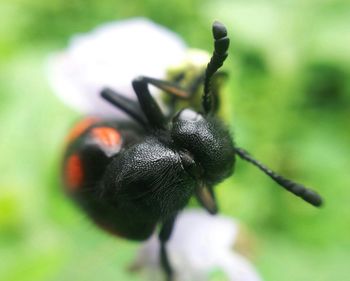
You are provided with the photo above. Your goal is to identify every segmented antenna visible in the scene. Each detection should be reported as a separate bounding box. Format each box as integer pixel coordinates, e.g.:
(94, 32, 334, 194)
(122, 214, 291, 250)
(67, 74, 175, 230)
(202, 21, 230, 114)
(235, 147, 323, 207)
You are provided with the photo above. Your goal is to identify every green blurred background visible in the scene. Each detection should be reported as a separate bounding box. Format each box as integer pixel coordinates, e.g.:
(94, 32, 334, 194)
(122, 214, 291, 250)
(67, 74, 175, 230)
(0, 0, 349, 280)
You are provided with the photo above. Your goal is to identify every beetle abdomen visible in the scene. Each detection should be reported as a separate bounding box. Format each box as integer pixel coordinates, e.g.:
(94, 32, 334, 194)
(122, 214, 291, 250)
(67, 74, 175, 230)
(64, 118, 123, 191)
(63, 118, 155, 240)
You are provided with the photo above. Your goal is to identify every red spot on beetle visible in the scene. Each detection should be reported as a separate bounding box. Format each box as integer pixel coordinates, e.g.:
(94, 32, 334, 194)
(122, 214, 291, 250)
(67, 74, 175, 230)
(65, 154, 84, 191)
(67, 117, 100, 143)
(91, 127, 122, 150)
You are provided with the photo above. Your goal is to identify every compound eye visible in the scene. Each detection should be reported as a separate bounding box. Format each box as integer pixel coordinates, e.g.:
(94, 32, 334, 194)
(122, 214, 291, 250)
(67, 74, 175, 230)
(179, 150, 201, 180)
(174, 109, 203, 122)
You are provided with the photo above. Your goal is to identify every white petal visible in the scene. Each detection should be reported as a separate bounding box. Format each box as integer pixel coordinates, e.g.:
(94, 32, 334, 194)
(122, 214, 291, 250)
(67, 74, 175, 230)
(47, 18, 187, 117)
(132, 209, 263, 281)
(217, 252, 263, 281)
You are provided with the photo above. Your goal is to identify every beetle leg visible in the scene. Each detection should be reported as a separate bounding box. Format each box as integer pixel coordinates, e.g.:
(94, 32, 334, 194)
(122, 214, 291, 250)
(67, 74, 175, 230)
(132, 77, 168, 130)
(159, 214, 177, 281)
(101, 88, 148, 127)
(138, 76, 190, 99)
(143, 75, 193, 116)
(133, 76, 193, 119)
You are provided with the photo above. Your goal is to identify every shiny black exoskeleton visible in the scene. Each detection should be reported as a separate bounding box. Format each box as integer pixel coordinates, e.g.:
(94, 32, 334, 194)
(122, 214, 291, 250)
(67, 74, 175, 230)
(63, 21, 323, 281)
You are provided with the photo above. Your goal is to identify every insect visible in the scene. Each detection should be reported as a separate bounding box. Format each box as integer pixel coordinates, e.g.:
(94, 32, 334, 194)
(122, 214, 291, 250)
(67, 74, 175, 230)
(62, 21, 323, 280)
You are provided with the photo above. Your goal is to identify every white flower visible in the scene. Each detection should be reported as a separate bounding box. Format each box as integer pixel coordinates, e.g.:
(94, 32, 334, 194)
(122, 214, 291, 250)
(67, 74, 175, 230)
(47, 18, 187, 117)
(131, 209, 263, 281)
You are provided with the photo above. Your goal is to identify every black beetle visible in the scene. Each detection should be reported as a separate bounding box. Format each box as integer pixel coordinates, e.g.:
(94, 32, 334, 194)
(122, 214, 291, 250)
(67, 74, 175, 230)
(62, 21, 322, 280)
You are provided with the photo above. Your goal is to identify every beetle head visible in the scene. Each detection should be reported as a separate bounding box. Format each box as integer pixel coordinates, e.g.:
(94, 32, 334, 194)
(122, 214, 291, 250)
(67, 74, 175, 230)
(171, 109, 235, 185)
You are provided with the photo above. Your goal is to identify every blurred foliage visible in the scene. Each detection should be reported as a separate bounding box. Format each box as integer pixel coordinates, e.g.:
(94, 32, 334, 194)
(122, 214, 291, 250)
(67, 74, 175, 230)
(0, 0, 349, 280)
